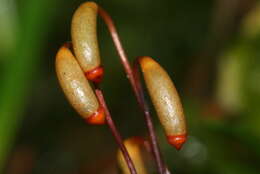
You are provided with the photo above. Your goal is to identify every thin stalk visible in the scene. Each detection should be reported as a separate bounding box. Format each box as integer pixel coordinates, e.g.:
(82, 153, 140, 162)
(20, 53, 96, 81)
(132, 58, 167, 174)
(98, 7, 135, 87)
(98, 7, 166, 174)
(94, 85, 137, 174)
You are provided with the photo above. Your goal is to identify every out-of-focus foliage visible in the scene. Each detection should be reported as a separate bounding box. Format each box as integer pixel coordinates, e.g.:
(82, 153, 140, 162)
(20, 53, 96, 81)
(0, 0, 259, 174)
(0, 0, 16, 58)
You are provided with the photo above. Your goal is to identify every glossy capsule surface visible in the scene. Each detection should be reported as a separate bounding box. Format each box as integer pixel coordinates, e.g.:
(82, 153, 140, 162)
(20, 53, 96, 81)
(55, 44, 105, 124)
(71, 2, 103, 79)
(140, 56, 187, 150)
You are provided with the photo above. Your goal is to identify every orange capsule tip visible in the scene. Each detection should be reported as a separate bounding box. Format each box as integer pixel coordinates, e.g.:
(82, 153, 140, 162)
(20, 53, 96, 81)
(85, 107, 106, 125)
(167, 134, 187, 150)
(129, 136, 145, 144)
(63, 42, 72, 48)
(85, 66, 104, 83)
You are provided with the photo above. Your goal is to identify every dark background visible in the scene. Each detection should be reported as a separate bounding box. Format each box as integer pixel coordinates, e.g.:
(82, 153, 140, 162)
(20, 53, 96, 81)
(0, 0, 260, 174)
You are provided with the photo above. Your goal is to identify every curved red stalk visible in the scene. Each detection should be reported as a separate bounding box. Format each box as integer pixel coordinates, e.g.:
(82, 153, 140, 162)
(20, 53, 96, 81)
(94, 85, 137, 174)
(98, 7, 167, 174)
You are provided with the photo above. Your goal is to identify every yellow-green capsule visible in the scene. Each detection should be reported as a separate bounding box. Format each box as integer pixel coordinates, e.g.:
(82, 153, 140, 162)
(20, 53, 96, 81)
(55, 43, 105, 124)
(71, 2, 103, 83)
(139, 56, 187, 150)
(118, 137, 149, 174)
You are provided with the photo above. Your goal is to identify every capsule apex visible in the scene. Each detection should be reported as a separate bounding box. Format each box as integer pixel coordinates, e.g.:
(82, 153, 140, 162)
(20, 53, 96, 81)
(139, 56, 158, 71)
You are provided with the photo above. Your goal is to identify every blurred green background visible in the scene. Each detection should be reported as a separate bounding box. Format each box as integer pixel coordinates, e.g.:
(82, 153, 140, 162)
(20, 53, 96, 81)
(0, 0, 260, 173)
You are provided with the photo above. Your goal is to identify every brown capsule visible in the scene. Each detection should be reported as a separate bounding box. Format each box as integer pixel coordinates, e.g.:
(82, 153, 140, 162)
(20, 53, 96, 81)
(71, 2, 104, 82)
(55, 44, 105, 125)
(117, 137, 149, 174)
(139, 56, 187, 150)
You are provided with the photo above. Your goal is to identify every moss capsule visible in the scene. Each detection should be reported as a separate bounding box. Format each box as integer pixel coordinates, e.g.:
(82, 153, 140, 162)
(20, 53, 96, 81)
(139, 56, 187, 150)
(55, 43, 105, 124)
(71, 2, 103, 82)
(118, 137, 149, 174)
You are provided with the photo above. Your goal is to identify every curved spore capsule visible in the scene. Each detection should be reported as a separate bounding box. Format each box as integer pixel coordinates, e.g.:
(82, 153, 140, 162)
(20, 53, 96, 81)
(118, 137, 149, 174)
(139, 56, 187, 150)
(71, 2, 104, 83)
(55, 43, 105, 124)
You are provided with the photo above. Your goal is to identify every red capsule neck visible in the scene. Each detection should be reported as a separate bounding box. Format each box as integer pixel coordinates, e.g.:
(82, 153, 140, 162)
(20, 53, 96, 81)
(167, 134, 187, 150)
(85, 66, 104, 83)
(85, 106, 106, 125)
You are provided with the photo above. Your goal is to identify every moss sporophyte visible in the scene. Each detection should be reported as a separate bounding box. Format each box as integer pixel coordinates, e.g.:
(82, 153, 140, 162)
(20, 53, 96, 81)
(56, 2, 187, 174)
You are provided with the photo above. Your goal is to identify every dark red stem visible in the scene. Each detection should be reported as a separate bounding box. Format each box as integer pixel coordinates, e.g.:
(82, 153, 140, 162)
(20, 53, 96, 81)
(98, 7, 166, 174)
(94, 85, 137, 174)
(133, 57, 167, 174)
(98, 7, 136, 87)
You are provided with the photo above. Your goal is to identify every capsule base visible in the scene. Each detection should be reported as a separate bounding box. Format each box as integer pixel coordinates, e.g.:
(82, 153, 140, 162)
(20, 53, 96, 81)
(167, 134, 187, 150)
(85, 66, 104, 83)
(85, 107, 106, 125)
